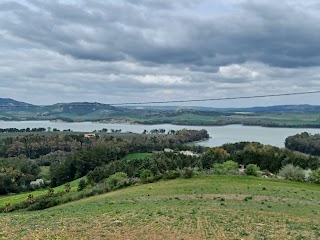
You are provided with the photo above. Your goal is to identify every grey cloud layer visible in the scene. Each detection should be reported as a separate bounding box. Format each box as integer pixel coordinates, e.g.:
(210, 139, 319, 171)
(0, 0, 319, 106)
(2, 0, 320, 67)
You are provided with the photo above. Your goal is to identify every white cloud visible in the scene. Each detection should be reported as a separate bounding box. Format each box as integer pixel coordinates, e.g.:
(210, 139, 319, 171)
(132, 75, 185, 85)
(218, 64, 260, 80)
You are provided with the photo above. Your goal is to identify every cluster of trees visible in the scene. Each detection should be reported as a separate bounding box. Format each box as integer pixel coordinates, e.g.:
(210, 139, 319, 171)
(127, 129, 208, 153)
(143, 129, 176, 134)
(0, 134, 94, 159)
(0, 156, 40, 194)
(285, 132, 320, 156)
(0, 128, 47, 133)
(87, 152, 201, 183)
(49, 130, 209, 187)
(83, 141, 320, 186)
(95, 128, 122, 133)
(220, 142, 320, 172)
(0, 129, 209, 194)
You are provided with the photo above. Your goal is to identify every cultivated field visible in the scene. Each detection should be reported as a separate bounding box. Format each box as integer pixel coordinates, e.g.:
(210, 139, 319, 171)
(1, 175, 319, 239)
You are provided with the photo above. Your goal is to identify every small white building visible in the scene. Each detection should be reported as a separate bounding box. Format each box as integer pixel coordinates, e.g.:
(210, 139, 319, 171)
(84, 133, 96, 138)
(179, 150, 200, 157)
(164, 148, 174, 152)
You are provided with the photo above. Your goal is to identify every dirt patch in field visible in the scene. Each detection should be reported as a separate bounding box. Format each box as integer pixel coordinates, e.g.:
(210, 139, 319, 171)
(115, 193, 320, 206)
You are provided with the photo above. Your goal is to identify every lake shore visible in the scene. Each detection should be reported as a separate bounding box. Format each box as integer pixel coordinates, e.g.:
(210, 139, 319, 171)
(0, 121, 319, 148)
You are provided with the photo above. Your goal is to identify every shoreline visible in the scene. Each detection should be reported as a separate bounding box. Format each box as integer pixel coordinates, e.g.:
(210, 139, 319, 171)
(20, 119, 320, 129)
(6, 119, 320, 129)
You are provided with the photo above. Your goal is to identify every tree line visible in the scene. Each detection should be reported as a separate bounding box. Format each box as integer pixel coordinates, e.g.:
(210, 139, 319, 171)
(85, 141, 320, 186)
(285, 132, 320, 156)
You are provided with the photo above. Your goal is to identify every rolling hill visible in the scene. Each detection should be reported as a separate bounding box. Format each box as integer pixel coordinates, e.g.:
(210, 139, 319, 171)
(1, 175, 319, 239)
(1, 98, 320, 127)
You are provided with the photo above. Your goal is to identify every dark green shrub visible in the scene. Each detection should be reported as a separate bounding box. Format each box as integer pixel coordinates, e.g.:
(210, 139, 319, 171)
(163, 170, 180, 180)
(140, 169, 153, 182)
(28, 197, 58, 211)
(77, 179, 87, 191)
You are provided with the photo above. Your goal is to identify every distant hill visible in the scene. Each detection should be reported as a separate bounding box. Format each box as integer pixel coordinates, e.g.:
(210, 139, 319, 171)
(0, 98, 34, 111)
(244, 104, 320, 113)
(125, 104, 320, 113)
(0, 99, 124, 121)
(1, 98, 320, 126)
(40, 102, 121, 116)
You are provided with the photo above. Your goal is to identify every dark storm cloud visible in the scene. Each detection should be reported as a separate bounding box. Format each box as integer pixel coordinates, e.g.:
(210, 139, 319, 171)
(1, 0, 320, 68)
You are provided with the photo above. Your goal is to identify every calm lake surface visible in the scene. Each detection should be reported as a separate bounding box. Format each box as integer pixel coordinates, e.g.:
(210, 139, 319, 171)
(1, 121, 320, 148)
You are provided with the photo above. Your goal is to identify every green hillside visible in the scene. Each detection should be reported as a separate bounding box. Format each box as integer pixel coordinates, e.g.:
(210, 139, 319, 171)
(2, 98, 320, 128)
(1, 175, 319, 239)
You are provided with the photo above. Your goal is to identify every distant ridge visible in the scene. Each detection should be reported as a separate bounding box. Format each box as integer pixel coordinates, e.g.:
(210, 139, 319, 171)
(124, 104, 320, 113)
(0, 98, 320, 124)
(1, 98, 320, 113)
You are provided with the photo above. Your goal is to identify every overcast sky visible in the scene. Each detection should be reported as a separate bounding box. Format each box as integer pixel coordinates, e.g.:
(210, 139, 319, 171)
(1, 0, 320, 107)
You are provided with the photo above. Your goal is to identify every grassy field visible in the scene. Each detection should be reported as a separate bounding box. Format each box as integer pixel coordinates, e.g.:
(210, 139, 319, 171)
(1, 175, 319, 239)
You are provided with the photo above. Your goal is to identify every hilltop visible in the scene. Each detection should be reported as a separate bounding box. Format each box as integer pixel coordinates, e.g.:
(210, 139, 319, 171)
(0, 98, 35, 111)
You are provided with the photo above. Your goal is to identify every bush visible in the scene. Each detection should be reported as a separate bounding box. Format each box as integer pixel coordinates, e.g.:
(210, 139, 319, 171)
(181, 167, 194, 178)
(117, 178, 131, 188)
(278, 164, 305, 182)
(129, 177, 141, 185)
(304, 169, 312, 182)
(163, 170, 180, 180)
(106, 172, 128, 187)
(140, 169, 153, 182)
(310, 168, 320, 184)
(213, 160, 239, 175)
(244, 164, 260, 177)
(77, 179, 87, 191)
(145, 174, 163, 183)
(27, 191, 65, 211)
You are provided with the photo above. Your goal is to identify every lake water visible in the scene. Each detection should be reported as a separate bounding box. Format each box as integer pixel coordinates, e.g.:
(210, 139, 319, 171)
(0, 121, 319, 148)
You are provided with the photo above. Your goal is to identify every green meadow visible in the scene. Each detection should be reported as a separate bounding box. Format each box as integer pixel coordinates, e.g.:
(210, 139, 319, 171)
(1, 175, 319, 240)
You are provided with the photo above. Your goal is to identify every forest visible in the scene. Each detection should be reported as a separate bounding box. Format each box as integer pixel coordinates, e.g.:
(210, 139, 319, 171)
(0, 129, 208, 195)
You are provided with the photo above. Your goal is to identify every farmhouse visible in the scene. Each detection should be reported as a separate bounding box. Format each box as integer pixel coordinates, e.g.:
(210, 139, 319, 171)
(84, 133, 96, 138)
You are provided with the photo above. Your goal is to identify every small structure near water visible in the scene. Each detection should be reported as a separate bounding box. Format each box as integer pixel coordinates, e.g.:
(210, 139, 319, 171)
(84, 133, 96, 138)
